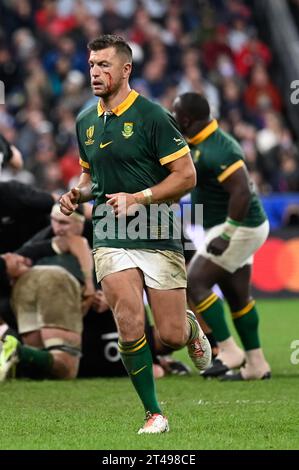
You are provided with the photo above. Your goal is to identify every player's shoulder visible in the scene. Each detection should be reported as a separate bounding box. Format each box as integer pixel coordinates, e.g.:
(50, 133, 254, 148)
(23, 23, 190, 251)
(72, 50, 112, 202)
(200, 126, 244, 170)
(205, 127, 244, 165)
(216, 127, 243, 155)
(76, 102, 98, 127)
(136, 95, 170, 119)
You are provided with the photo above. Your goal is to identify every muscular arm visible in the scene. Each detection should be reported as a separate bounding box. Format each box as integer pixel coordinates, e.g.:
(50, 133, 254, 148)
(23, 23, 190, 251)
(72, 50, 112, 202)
(64, 235, 95, 313)
(76, 170, 93, 203)
(142, 153, 196, 203)
(222, 166, 251, 222)
(69, 235, 95, 313)
(59, 170, 93, 215)
(54, 234, 95, 314)
(64, 235, 94, 281)
(106, 153, 196, 215)
(207, 166, 251, 256)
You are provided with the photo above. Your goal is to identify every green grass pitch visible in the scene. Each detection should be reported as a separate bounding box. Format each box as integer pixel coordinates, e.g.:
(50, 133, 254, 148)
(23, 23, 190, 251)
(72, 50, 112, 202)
(0, 299, 298, 450)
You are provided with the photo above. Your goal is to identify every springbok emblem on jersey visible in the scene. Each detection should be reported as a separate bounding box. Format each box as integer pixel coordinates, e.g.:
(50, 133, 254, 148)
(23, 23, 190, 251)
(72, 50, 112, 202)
(173, 137, 184, 145)
(122, 122, 134, 139)
(85, 126, 95, 145)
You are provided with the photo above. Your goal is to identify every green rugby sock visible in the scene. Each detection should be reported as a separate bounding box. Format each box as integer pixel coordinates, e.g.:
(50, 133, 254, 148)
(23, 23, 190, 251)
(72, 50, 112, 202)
(232, 300, 260, 350)
(119, 335, 162, 414)
(195, 293, 230, 342)
(17, 345, 53, 376)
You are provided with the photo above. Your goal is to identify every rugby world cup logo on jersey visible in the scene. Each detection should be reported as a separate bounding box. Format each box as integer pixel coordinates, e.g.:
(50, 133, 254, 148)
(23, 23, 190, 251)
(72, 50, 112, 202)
(122, 122, 134, 139)
(85, 126, 95, 145)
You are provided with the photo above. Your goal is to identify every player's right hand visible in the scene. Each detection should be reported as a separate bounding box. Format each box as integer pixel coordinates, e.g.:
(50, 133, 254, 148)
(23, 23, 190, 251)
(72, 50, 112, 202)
(59, 188, 80, 215)
(207, 236, 230, 256)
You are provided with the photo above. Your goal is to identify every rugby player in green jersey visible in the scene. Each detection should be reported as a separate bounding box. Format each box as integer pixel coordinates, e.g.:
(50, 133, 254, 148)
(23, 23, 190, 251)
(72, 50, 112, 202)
(173, 92, 271, 381)
(60, 35, 211, 434)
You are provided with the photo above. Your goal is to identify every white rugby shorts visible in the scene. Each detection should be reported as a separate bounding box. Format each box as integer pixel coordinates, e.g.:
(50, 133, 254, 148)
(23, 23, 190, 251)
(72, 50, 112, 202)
(191, 219, 269, 273)
(93, 247, 187, 289)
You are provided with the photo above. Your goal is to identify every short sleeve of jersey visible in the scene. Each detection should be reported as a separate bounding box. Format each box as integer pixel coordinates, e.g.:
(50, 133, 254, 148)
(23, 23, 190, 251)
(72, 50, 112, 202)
(208, 136, 245, 183)
(76, 120, 90, 170)
(144, 106, 190, 166)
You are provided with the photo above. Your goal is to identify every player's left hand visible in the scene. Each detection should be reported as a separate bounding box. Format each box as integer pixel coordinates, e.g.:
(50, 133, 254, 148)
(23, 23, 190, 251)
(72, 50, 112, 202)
(207, 236, 230, 256)
(106, 192, 140, 217)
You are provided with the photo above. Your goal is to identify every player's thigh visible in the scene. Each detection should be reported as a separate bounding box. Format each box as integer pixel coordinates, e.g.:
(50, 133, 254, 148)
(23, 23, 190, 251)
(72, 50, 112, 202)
(41, 327, 81, 348)
(37, 267, 82, 334)
(218, 264, 252, 311)
(188, 254, 226, 295)
(201, 221, 269, 273)
(146, 287, 187, 337)
(101, 268, 145, 339)
(11, 269, 40, 334)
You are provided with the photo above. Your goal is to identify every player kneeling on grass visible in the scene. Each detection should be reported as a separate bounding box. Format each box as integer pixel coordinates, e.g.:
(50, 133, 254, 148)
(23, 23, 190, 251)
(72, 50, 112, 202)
(0, 211, 95, 380)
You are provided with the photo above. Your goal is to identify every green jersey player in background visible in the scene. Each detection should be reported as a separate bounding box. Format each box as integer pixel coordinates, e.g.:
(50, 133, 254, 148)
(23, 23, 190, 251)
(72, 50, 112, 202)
(173, 92, 271, 381)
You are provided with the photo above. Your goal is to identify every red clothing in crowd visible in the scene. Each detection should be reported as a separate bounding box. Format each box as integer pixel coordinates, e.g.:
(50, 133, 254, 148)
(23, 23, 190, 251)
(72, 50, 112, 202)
(244, 82, 282, 112)
(234, 40, 272, 77)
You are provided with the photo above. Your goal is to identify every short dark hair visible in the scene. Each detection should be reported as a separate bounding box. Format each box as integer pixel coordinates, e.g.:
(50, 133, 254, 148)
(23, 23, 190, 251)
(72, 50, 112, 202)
(88, 35, 132, 62)
(179, 93, 210, 121)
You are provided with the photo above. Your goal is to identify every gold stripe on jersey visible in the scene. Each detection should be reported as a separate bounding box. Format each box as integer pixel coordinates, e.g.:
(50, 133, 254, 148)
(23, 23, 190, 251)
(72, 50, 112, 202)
(79, 158, 90, 169)
(187, 119, 218, 145)
(159, 145, 190, 166)
(97, 90, 139, 117)
(217, 160, 244, 183)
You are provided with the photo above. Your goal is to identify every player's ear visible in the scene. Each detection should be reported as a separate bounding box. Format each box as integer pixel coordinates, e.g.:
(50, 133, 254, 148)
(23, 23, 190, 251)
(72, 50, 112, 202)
(123, 62, 132, 79)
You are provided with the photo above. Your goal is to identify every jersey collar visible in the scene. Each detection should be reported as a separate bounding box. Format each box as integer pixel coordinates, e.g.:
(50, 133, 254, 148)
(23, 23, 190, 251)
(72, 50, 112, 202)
(187, 119, 218, 145)
(97, 89, 139, 117)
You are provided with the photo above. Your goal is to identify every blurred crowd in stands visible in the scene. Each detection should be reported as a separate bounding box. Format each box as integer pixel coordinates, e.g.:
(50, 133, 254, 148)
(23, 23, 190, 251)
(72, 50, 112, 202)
(0, 0, 299, 195)
(1, 0, 299, 380)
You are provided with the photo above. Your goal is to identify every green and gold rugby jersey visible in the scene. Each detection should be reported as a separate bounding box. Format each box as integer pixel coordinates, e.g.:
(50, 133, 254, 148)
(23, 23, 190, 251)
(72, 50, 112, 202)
(188, 120, 266, 228)
(77, 90, 189, 252)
